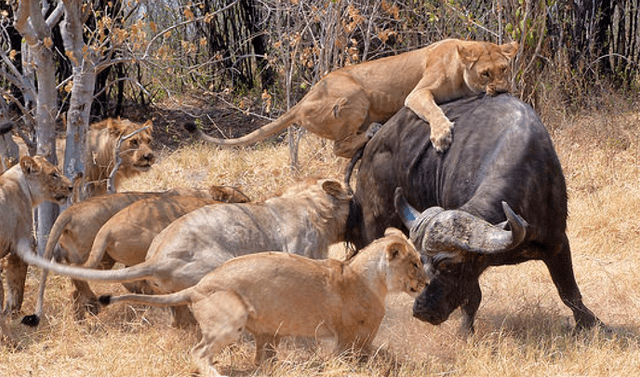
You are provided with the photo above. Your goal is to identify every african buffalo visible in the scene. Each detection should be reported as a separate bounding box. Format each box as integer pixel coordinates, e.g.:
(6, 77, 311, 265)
(349, 94, 601, 334)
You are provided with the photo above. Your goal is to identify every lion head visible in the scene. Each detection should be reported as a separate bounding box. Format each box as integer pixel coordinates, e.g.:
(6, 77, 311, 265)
(378, 228, 428, 297)
(20, 155, 73, 205)
(108, 118, 155, 174)
(458, 41, 518, 96)
(85, 117, 155, 196)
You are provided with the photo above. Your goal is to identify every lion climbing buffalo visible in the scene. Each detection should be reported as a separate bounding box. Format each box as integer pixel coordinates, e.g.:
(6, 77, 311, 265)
(348, 94, 602, 335)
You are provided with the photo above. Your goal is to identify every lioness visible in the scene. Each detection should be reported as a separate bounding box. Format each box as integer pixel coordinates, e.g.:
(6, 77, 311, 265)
(189, 38, 518, 157)
(99, 228, 427, 376)
(85, 117, 155, 197)
(0, 155, 72, 343)
(18, 179, 353, 327)
(23, 185, 248, 327)
(68, 188, 250, 321)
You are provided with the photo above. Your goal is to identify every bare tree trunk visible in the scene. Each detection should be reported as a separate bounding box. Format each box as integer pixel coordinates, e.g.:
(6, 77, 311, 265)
(0, 99, 19, 171)
(14, 0, 64, 255)
(60, 0, 97, 201)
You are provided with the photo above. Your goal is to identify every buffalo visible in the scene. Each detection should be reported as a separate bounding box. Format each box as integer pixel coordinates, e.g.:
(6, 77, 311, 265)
(348, 94, 601, 334)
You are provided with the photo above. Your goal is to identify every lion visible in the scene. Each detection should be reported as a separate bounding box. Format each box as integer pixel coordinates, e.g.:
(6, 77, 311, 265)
(84, 117, 155, 197)
(0, 155, 72, 343)
(18, 179, 353, 328)
(188, 38, 518, 158)
(22, 185, 249, 327)
(64, 188, 249, 322)
(98, 228, 427, 376)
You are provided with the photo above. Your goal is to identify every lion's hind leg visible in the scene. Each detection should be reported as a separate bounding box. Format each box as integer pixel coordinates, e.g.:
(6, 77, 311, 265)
(190, 290, 250, 376)
(71, 254, 117, 321)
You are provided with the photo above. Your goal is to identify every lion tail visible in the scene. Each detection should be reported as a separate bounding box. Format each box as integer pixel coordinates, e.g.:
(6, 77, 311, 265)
(99, 288, 194, 308)
(26, 213, 76, 326)
(185, 106, 298, 146)
(17, 239, 153, 284)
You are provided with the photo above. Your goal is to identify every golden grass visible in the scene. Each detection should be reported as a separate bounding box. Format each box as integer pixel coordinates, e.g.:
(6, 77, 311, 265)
(3, 111, 640, 376)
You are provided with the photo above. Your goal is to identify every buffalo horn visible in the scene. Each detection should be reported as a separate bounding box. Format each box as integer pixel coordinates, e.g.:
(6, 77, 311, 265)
(394, 187, 444, 249)
(394, 188, 527, 255)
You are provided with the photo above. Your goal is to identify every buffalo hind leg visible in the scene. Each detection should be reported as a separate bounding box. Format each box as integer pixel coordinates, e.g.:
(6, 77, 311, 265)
(543, 234, 601, 330)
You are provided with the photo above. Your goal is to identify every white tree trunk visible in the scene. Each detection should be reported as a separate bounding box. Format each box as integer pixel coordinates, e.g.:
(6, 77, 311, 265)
(60, 0, 96, 201)
(14, 0, 64, 254)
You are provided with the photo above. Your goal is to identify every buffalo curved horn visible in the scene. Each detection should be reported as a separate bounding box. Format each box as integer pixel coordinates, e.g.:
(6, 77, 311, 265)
(394, 187, 444, 249)
(394, 187, 528, 255)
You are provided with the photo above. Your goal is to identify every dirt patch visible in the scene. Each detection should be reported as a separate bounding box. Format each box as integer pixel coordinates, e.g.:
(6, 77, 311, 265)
(121, 95, 277, 152)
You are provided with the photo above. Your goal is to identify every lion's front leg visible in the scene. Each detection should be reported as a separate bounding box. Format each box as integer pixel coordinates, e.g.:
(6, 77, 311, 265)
(404, 85, 454, 153)
(4, 253, 28, 315)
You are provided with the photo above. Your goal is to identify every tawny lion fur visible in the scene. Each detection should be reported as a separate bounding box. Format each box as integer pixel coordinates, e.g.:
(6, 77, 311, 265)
(23, 185, 248, 327)
(84, 117, 155, 197)
(0, 156, 72, 344)
(100, 228, 427, 376)
(191, 39, 518, 158)
(18, 179, 352, 327)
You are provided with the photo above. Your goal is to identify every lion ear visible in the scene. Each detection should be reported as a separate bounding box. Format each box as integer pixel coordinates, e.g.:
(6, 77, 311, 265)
(385, 242, 406, 261)
(500, 41, 519, 60)
(142, 120, 154, 133)
(321, 180, 345, 197)
(20, 155, 41, 175)
(107, 118, 127, 137)
(457, 44, 481, 65)
(384, 227, 407, 239)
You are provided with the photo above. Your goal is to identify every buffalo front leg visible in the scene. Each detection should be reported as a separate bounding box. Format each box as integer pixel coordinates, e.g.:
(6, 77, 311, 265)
(543, 235, 601, 330)
(459, 281, 482, 337)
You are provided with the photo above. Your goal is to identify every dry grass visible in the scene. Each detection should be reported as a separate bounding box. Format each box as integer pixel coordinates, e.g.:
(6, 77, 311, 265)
(2, 108, 640, 376)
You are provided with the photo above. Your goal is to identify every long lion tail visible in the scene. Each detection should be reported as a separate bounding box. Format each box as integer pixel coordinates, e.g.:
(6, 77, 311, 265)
(17, 239, 152, 284)
(185, 107, 298, 146)
(26, 213, 75, 327)
(99, 288, 194, 308)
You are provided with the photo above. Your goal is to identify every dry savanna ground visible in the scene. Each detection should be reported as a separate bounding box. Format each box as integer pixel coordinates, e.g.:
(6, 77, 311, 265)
(1, 99, 640, 376)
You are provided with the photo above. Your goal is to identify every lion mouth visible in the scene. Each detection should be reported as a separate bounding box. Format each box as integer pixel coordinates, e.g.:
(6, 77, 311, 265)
(54, 194, 70, 203)
(134, 163, 153, 171)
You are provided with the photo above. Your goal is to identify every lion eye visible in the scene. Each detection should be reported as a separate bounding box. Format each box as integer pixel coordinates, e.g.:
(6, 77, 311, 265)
(482, 71, 491, 78)
(130, 139, 139, 147)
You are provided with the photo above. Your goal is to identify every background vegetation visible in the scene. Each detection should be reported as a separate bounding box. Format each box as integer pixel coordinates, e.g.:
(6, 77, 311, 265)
(1, 0, 640, 376)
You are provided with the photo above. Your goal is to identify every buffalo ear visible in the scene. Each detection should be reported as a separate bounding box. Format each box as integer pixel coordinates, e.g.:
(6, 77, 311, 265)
(500, 41, 519, 60)
(19, 155, 40, 175)
(322, 180, 345, 197)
